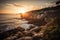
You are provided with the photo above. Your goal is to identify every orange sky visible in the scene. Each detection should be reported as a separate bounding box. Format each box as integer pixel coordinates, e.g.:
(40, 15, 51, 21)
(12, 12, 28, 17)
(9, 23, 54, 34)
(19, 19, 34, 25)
(0, 0, 57, 14)
(0, 3, 43, 14)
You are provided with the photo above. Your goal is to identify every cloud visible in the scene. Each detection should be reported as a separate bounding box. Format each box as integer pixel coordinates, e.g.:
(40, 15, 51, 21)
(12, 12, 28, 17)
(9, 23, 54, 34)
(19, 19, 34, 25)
(5, 3, 24, 8)
(45, 2, 56, 7)
(12, 3, 24, 7)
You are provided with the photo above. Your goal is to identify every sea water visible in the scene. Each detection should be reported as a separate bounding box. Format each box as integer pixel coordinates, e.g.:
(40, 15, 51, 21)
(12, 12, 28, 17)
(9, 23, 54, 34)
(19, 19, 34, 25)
(0, 14, 33, 32)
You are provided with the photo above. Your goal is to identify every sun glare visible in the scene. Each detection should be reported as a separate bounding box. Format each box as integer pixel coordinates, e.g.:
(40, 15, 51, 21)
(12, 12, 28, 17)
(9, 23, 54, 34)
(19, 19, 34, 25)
(18, 8, 28, 14)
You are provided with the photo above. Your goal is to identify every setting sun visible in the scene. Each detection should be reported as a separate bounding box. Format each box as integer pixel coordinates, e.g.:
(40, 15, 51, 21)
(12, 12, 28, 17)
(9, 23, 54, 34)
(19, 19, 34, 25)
(18, 7, 28, 14)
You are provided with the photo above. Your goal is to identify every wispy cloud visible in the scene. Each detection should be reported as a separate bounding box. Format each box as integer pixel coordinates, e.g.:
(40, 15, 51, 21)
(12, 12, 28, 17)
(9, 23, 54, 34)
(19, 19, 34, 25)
(12, 3, 24, 7)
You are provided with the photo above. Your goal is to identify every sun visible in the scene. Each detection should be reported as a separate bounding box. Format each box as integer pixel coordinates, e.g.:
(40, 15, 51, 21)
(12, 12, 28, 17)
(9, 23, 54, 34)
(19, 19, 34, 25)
(19, 8, 27, 14)
(20, 9, 26, 13)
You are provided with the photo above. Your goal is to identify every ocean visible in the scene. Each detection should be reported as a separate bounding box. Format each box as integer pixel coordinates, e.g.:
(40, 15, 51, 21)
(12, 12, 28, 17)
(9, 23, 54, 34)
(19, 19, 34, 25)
(0, 14, 33, 32)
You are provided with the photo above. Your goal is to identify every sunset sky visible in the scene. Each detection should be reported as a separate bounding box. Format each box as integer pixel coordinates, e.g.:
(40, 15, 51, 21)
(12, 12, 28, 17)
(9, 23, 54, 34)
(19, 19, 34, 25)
(0, 0, 59, 14)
